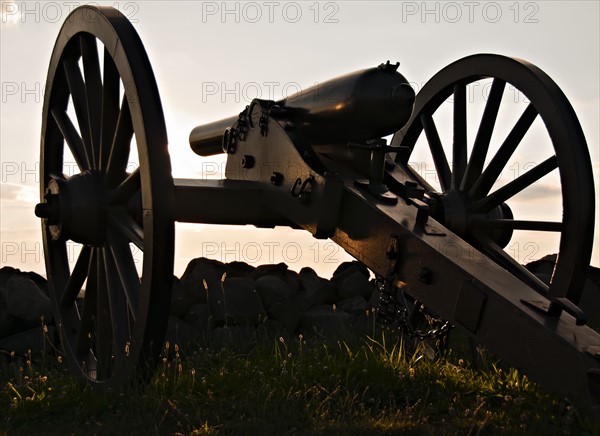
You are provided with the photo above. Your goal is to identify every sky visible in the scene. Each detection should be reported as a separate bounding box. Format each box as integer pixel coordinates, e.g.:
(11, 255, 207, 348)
(1, 0, 599, 280)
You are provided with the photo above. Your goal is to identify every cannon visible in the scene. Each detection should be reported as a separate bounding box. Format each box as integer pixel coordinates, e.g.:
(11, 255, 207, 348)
(34, 6, 599, 416)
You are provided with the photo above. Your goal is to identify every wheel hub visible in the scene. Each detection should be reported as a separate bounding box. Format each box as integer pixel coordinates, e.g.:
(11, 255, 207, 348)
(35, 172, 107, 245)
(437, 190, 514, 248)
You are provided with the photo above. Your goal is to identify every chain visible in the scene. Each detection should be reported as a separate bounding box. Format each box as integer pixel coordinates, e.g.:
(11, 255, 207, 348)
(236, 106, 249, 142)
(375, 275, 453, 341)
(259, 104, 270, 137)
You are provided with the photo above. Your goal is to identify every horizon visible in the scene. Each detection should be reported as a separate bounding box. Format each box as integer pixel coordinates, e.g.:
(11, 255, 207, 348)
(1, 1, 598, 280)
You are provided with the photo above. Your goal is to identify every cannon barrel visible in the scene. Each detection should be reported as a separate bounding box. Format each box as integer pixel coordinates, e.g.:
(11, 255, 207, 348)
(190, 62, 415, 156)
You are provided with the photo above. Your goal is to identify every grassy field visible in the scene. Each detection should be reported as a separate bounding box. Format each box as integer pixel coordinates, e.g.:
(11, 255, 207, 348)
(1, 328, 599, 435)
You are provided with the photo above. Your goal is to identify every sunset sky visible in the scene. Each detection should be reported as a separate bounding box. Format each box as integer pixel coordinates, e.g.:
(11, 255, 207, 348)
(1, 1, 598, 279)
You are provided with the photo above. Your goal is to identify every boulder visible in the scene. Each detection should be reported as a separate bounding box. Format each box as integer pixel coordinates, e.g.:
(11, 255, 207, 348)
(0, 291, 10, 338)
(331, 261, 370, 280)
(225, 261, 255, 277)
(299, 267, 337, 305)
(338, 295, 368, 316)
(179, 257, 226, 296)
(2, 276, 53, 325)
(250, 263, 289, 281)
(524, 254, 557, 277)
(333, 270, 372, 300)
(0, 325, 56, 356)
(183, 304, 212, 333)
(267, 294, 313, 334)
(252, 263, 301, 295)
(367, 287, 382, 313)
(170, 276, 206, 319)
(164, 316, 201, 348)
(207, 277, 266, 326)
(255, 275, 296, 309)
(0, 267, 48, 295)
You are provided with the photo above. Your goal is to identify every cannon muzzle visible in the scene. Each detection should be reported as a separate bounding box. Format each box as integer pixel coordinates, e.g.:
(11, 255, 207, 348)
(190, 62, 415, 156)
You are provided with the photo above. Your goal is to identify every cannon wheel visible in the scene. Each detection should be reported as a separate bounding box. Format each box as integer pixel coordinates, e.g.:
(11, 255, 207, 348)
(35, 6, 174, 387)
(392, 54, 595, 304)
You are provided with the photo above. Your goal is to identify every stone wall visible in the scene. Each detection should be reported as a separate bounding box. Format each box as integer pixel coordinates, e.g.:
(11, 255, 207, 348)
(1, 255, 598, 359)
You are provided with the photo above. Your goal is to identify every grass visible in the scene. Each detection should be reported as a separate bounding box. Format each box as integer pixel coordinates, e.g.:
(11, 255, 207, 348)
(1, 328, 598, 435)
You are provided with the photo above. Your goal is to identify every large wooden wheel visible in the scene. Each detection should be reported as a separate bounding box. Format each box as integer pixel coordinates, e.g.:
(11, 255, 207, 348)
(35, 6, 174, 387)
(391, 54, 595, 304)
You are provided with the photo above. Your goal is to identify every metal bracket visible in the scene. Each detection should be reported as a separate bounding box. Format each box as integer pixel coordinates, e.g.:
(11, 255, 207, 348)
(354, 179, 398, 204)
(522, 297, 587, 326)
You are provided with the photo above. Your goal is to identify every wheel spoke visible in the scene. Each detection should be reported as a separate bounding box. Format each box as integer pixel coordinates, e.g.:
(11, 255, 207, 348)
(469, 103, 538, 199)
(107, 229, 140, 320)
(474, 233, 549, 295)
(105, 98, 133, 188)
(48, 240, 81, 337)
(96, 248, 113, 379)
(75, 248, 97, 358)
(51, 108, 89, 171)
(461, 79, 506, 192)
(100, 49, 121, 172)
(60, 245, 92, 308)
(63, 56, 94, 169)
(109, 207, 144, 251)
(421, 114, 451, 191)
(472, 156, 558, 212)
(109, 168, 141, 205)
(452, 83, 467, 190)
(80, 34, 102, 169)
(103, 247, 132, 361)
(471, 218, 563, 232)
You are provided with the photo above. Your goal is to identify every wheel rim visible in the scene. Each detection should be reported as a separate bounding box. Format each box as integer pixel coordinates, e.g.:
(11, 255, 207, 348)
(37, 6, 174, 386)
(391, 54, 595, 303)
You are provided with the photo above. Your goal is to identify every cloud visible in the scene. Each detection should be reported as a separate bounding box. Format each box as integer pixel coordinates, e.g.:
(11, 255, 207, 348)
(505, 182, 562, 202)
(0, 183, 37, 203)
(1, 2, 21, 27)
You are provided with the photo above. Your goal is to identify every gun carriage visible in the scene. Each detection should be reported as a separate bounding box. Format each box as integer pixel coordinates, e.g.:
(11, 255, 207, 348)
(33, 6, 599, 417)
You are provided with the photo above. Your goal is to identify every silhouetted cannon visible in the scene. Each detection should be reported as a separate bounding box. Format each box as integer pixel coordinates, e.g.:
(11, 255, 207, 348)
(190, 64, 415, 156)
(34, 6, 599, 418)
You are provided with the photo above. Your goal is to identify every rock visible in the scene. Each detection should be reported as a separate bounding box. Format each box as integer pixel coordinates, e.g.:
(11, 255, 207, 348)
(170, 276, 206, 319)
(533, 273, 552, 286)
(2, 276, 53, 325)
(250, 263, 290, 280)
(164, 316, 201, 348)
(299, 305, 352, 336)
(524, 254, 557, 276)
(252, 263, 301, 295)
(0, 326, 56, 356)
(0, 291, 10, 338)
(284, 269, 302, 295)
(225, 261, 255, 277)
(367, 287, 382, 313)
(334, 270, 372, 300)
(0, 267, 48, 295)
(299, 267, 337, 305)
(352, 313, 379, 336)
(183, 304, 212, 333)
(331, 261, 370, 280)
(267, 294, 313, 334)
(255, 275, 295, 309)
(180, 257, 227, 295)
(338, 295, 368, 316)
(207, 277, 266, 326)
